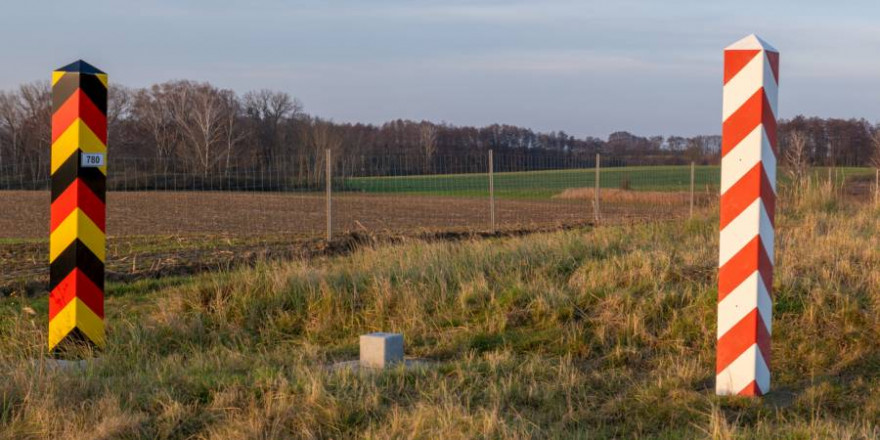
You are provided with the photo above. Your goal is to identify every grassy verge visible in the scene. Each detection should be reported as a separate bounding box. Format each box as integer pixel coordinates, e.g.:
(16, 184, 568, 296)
(342, 166, 872, 199)
(1, 234, 325, 296)
(343, 165, 718, 199)
(2, 193, 880, 437)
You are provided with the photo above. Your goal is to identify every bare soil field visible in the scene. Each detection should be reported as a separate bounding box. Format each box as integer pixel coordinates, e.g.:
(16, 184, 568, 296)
(0, 190, 692, 294)
(0, 190, 690, 239)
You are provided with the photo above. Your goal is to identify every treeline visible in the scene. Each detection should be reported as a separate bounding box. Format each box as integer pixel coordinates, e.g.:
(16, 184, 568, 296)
(779, 116, 880, 167)
(0, 80, 878, 188)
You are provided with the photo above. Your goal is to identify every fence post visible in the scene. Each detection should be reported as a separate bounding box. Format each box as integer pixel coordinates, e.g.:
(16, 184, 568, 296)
(326, 148, 332, 241)
(48, 60, 108, 353)
(489, 149, 496, 231)
(690, 161, 696, 218)
(717, 35, 778, 397)
(594, 153, 600, 223)
(874, 168, 880, 207)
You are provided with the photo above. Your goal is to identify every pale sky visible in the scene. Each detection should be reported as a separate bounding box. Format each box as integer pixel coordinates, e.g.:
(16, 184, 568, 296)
(3, 0, 880, 138)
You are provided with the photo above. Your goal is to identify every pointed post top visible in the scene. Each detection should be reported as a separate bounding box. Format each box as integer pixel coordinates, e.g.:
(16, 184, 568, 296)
(54, 59, 105, 75)
(725, 34, 777, 53)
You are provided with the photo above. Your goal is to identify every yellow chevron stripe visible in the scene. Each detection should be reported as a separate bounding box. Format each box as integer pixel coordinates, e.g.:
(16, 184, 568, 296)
(49, 208, 105, 263)
(50, 119, 107, 175)
(95, 73, 109, 88)
(74, 298, 105, 348)
(48, 298, 105, 350)
(52, 71, 66, 86)
(48, 299, 75, 351)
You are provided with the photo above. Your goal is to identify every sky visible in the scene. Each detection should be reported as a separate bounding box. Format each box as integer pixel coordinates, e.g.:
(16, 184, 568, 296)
(2, 0, 880, 138)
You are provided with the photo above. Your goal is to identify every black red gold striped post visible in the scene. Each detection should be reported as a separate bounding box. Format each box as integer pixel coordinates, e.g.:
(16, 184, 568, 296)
(49, 60, 108, 353)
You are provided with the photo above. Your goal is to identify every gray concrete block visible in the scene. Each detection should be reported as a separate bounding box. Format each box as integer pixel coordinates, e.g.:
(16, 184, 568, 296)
(359, 332, 404, 368)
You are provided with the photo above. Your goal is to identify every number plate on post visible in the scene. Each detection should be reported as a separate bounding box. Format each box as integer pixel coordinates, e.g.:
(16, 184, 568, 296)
(81, 152, 105, 167)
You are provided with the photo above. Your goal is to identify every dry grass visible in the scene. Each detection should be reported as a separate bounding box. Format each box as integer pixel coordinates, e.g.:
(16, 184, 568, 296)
(1, 186, 880, 438)
(554, 187, 694, 205)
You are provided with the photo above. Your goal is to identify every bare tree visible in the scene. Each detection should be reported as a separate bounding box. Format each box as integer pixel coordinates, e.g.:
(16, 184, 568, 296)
(870, 125, 880, 169)
(17, 81, 51, 180)
(785, 130, 809, 196)
(106, 85, 133, 155)
(133, 85, 182, 170)
(165, 81, 237, 177)
(243, 90, 302, 168)
(0, 90, 23, 174)
(107, 85, 133, 127)
(418, 121, 437, 172)
(223, 94, 248, 179)
(306, 118, 343, 184)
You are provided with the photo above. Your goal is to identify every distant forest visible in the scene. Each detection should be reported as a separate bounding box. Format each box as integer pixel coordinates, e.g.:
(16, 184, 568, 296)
(1, 80, 878, 183)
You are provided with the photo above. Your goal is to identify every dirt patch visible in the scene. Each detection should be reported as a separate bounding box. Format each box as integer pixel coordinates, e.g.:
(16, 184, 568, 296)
(554, 188, 705, 205)
(0, 190, 691, 239)
(0, 190, 696, 295)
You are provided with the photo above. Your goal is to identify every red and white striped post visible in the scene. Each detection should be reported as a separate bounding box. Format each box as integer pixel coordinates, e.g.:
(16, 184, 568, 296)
(717, 34, 779, 397)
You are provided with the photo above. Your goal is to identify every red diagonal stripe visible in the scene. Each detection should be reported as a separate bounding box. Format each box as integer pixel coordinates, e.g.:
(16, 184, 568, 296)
(762, 93, 777, 154)
(738, 381, 763, 397)
(50, 182, 79, 233)
(49, 269, 77, 320)
(718, 236, 774, 301)
(51, 89, 107, 144)
(722, 88, 766, 157)
(766, 52, 780, 85)
(724, 49, 761, 84)
(49, 268, 105, 320)
(52, 90, 80, 143)
(50, 179, 106, 233)
(716, 309, 771, 374)
(720, 164, 775, 229)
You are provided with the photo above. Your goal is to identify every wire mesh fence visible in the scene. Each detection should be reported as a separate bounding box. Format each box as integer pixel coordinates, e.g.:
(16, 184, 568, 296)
(4, 151, 878, 243)
(0, 151, 727, 241)
(3, 151, 877, 288)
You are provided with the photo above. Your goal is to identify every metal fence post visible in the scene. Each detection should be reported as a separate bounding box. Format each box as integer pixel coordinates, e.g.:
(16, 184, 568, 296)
(690, 161, 696, 218)
(326, 148, 332, 241)
(594, 153, 600, 223)
(489, 149, 496, 231)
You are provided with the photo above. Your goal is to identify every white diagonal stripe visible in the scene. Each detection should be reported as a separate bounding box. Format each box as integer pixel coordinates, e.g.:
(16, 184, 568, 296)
(723, 51, 778, 122)
(720, 125, 777, 194)
(723, 51, 764, 121)
(762, 126, 777, 194)
(719, 199, 774, 267)
(716, 344, 770, 395)
(717, 272, 773, 338)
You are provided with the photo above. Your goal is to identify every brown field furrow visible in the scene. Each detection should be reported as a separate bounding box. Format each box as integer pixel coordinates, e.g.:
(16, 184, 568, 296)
(0, 190, 695, 293)
(0, 190, 691, 239)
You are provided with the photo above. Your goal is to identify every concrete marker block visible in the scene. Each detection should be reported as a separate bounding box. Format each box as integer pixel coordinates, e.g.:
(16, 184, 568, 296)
(360, 332, 404, 368)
